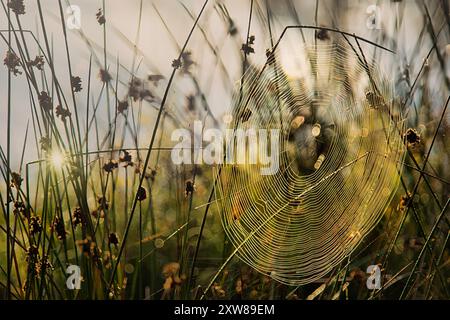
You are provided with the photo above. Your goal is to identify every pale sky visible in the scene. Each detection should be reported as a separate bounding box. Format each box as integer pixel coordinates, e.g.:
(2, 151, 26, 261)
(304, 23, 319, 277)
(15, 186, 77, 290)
(0, 0, 446, 167)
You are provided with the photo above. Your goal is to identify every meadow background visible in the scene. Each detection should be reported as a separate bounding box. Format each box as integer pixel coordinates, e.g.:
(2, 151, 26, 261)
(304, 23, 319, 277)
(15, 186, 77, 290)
(0, 0, 449, 300)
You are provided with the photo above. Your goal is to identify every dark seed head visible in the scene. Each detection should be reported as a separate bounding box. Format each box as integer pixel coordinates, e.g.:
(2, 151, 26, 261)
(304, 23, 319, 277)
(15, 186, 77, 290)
(137, 186, 147, 201)
(103, 160, 118, 173)
(119, 150, 133, 166)
(185, 180, 195, 196)
(72, 207, 86, 228)
(8, 0, 25, 15)
(117, 100, 129, 114)
(52, 216, 67, 240)
(316, 28, 330, 41)
(4, 50, 22, 75)
(71, 76, 82, 92)
(404, 128, 420, 146)
(29, 216, 43, 235)
(11, 172, 23, 189)
(38, 91, 53, 111)
(55, 105, 71, 121)
(108, 233, 119, 246)
(96, 8, 105, 25)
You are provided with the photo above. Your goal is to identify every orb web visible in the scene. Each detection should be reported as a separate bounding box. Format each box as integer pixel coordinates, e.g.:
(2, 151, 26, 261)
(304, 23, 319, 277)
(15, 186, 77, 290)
(216, 42, 405, 285)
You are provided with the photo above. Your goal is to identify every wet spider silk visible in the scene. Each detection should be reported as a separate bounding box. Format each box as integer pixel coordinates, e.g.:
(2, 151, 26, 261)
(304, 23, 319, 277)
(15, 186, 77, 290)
(216, 39, 405, 285)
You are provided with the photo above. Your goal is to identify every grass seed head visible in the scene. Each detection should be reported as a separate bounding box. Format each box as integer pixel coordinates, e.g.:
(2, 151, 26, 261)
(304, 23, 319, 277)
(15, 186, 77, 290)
(27, 55, 44, 70)
(71, 76, 82, 92)
(7, 0, 25, 15)
(4, 50, 22, 75)
(96, 8, 105, 25)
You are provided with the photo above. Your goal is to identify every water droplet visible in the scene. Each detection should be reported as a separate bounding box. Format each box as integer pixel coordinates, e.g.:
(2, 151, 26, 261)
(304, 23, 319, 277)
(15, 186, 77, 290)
(124, 263, 135, 274)
(223, 113, 233, 124)
(311, 123, 321, 137)
(154, 238, 165, 249)
(314, 154, 325, 170)
(291, 116, 305, 129)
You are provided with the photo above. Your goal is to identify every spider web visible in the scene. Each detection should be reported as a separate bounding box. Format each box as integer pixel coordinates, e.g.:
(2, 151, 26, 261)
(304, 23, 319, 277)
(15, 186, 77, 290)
(215, 41, 405, 285)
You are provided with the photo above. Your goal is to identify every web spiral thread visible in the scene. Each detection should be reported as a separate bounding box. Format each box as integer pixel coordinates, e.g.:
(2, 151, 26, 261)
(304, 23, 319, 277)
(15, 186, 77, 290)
(216, 41, 405, 285)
